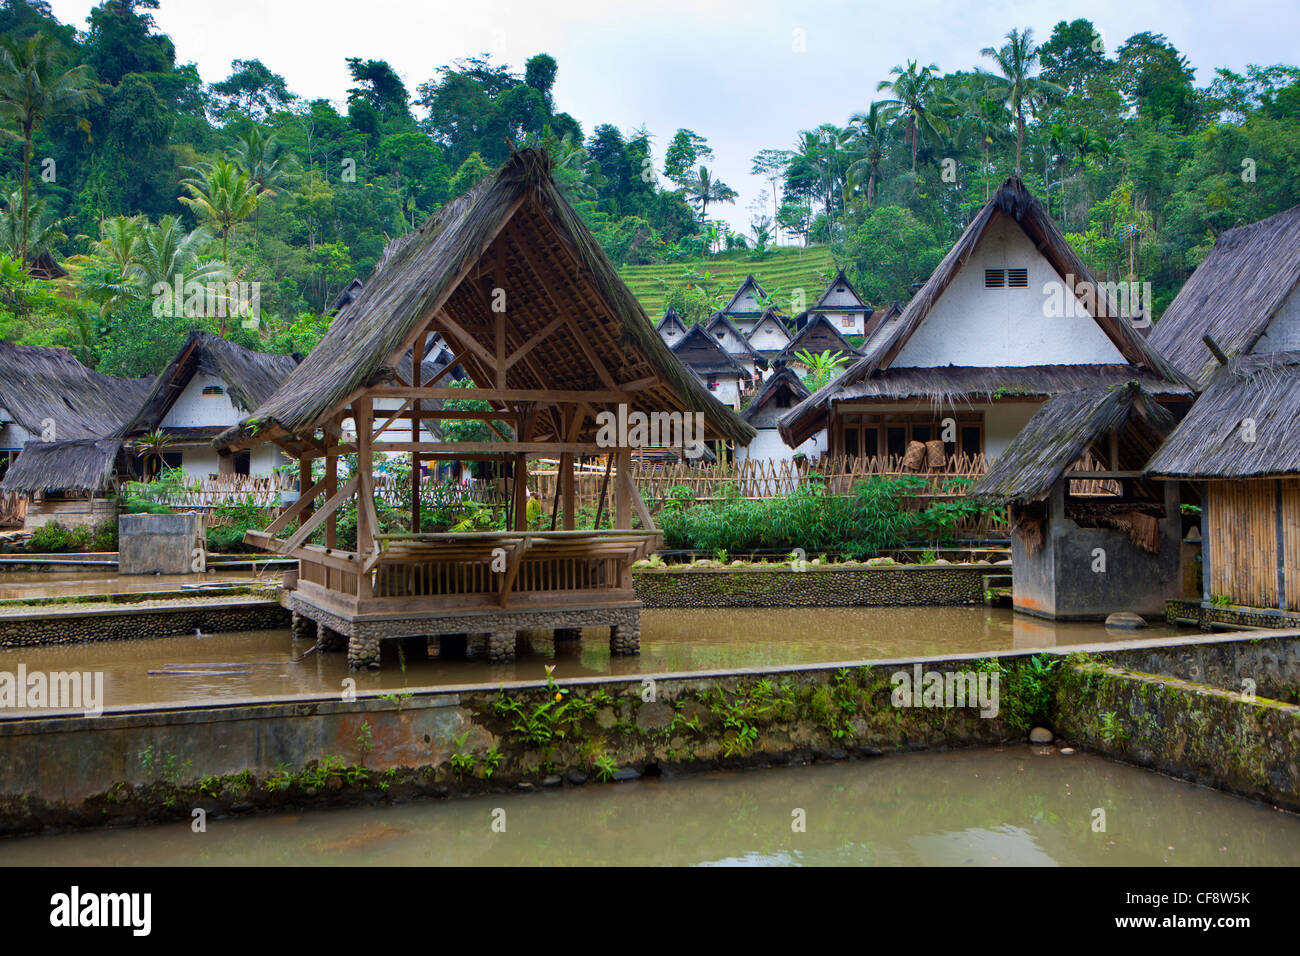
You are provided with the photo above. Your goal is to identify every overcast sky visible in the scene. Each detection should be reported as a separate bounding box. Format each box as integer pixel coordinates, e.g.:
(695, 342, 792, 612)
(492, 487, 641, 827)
(46, 0, 1300, 234)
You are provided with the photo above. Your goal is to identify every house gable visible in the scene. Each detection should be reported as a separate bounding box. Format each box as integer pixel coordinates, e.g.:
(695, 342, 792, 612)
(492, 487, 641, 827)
(1251, 284, 1300, 354)
(814, 270, 867, 310)
(891, 215, 1127, 368)
(159, 372, 243, 429)
(721, 275, 767, 315)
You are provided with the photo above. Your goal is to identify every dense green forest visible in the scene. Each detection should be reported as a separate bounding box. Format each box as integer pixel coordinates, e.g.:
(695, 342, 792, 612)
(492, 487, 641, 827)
(0, 0, 1296, 377)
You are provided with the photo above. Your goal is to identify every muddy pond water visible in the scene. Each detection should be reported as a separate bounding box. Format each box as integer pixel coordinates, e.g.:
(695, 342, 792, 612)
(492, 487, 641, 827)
(0, 748, 1295, 865)
(0, 606, 1199, 713)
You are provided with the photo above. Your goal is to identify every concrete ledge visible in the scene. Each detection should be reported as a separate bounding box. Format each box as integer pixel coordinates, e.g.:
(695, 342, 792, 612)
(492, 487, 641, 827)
(0, 598, 290, 647)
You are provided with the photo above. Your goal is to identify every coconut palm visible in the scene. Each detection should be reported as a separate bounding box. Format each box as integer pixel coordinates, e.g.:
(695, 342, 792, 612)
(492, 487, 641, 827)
(979, 28, 1064, 175)
(132, 215, 224, 292)
(681, 166, 738, 221)
(0, 35, 99, 264)
(842, 103, 889, 205)
(135, 431, 174, 482)
(178, 159, 262, 278)
(875, 61, 950, 174)
(230, 125, 285, 243)
(0, 189, 66, 260)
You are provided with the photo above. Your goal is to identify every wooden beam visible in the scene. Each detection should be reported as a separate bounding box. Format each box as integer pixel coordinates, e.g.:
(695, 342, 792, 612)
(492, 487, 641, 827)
(411, 329, 425, 535)
(372, 398, 415, 442)
(618, 462, 657, 533)
(436, 309, 497, 368)
(263, 476, 327, 536)
(355, 398, 375, 560)
(282, 475, 360, 553)
(615, 447, 631, 532)
(368, 386, 631, 403)
(504, 314, 566, 370)
(498, 535, 532, 607)
(370, 441, 605, 455)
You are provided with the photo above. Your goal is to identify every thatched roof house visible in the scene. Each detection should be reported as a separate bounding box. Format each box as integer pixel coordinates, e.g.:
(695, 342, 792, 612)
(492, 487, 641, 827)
(804, 267, 872, 336)
(971, 382, 1176, 506)
(776, 313, 863, 368)
(779, 178, 1190, 465)
(1148, 203, 1300, 388)
(1146, 351, 1300, 614)
(0, 438, 125, 496)
(655, 307, 688, 346)
(969, 381, 1182, 620)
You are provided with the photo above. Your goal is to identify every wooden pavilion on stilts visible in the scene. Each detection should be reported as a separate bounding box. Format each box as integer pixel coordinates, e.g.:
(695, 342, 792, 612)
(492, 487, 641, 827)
(215, 148, 753, 668)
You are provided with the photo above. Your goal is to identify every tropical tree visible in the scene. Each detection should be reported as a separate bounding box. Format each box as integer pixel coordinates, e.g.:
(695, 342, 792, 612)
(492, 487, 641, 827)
(132, 215, 223, 292)
(230, 125, 286, 243)
(796, 348, 851, 392)
(0, 34, 99, 263)
(979, 28, 1064, 174)
(0, 189, 66, 260)
(842, 103, 889, 205)
(875, 61, 950, 173)
(135, 431, 174, 482)
(178, 158, 261, 301)
(681, 166, 737, 221)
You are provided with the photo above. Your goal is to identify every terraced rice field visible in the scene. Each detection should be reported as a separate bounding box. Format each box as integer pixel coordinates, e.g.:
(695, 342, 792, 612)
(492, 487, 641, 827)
(618, 245, 840, 318)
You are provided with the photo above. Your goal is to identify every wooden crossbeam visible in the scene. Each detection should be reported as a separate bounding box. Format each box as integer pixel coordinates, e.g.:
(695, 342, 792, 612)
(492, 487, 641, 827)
(368, 386, 630, 403)
(282, 475, 359, 553)
(262, 476, 327, 536)
(498, 535, 532, 607)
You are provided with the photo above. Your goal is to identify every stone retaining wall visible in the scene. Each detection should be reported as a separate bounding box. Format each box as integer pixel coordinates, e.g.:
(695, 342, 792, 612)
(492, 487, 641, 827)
(1166, 598, 1300, 632)
(633, 564, 992, 608)
(0, 600, 290, 647)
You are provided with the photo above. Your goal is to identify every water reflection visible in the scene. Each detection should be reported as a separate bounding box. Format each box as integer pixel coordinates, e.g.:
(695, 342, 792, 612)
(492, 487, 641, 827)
(0, 749, 1294, 866)
(0, 607, 1198, 715)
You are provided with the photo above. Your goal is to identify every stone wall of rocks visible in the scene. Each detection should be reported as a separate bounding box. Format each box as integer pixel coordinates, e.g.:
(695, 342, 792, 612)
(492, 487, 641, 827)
(0, 601, 290, 647)
(1166, 598, 1300, 632)
(633, 565, 991, 608)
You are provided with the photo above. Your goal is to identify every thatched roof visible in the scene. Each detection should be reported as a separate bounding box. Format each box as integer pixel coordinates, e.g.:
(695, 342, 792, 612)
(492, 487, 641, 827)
(969, 382, 1176, 505)
(671, 324, 749, 377)
(775, 313, 862, 365)
(1147, 350, 1300, 479)
(0, 438, 123, 494)
(719, 274, 768, 316)
(742, 366, 810, 424)
(656, 307, 687, 335)
(812, 268, 868, 310)
(0, 341, 153, 440)
(1148, 203, 1300, 388)
(779, 178, 1189, 447)
(215, 148, 752, 451)
(121, 331, 302, 436)
(813, 364, 1188, 405)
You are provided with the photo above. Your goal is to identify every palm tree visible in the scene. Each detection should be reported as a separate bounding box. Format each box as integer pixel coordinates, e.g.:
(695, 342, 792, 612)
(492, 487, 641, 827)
(72, 215, 144, 318)
(681, 166, 737, 221)
(875, 61, 949, 174)
(0, 189, 65, 260)
(230, 126, 285, 244)
(179, 159, 261, 332)
(0, 36, 99, 265)
(135, 431, 174, 483)
(842, 103, 888, 205)
(133, 215, 224, 292)
(979, 28, 1063, 175)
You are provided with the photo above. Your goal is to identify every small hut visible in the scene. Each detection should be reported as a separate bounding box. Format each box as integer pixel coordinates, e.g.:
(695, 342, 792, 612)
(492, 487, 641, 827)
(969, 382, 1181, 620)
(670, 323, 753, 411)
(775, 312, 863, 373)
(214, 147, 752, 668)
(0, 342, 153, 529)
(736, 364, 824, 464)
(1146, 351, 1300, 615)
(806, 268, 872, 336)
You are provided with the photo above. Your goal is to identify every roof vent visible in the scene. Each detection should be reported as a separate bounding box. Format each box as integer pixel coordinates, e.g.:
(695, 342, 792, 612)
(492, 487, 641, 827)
(202, 385, 225, 396)
(984, 269, 1005, 288)
(1007, 268, 1029, 288)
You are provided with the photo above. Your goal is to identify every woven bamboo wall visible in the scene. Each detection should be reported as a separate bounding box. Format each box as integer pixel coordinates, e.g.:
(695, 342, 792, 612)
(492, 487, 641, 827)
(1207, 479, 1300, 610)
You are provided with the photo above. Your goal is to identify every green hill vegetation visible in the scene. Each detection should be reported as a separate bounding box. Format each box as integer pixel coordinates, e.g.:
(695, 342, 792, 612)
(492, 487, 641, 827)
(619, 245, 839, 322)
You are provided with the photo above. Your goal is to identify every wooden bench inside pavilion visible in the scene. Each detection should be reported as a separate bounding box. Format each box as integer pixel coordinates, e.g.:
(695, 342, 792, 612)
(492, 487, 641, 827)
(217, 148, 753, 668)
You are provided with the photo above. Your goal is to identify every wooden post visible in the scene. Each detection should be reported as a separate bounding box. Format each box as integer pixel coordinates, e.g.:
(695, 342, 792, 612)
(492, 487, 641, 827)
(355, 398, 374, 556)
(325, 440, 338, 549)
(298, 455, 313, 526)
(411, 331, 425, 534)
(615, 446, 631, 531)
(512, 453, 528, 531)
(559, 452, 575, 530)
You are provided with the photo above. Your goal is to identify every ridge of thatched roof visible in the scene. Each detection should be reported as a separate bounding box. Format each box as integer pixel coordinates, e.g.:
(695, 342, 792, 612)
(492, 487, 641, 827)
(656, 307, 687, 334)
(719, 274, 768, 315)
(215, 148, 753, 451)
(671, 324, 749, 377)
(812, 267, 868, 310)
(0, 438, 123, 494)
(704, 310, 762, 361)
(121, 331, 302, 437)
(0, 341, 153, 440)
(775, 312, 862, 365)
(742, 366, 810, 424)
(1148, 203, 1300, 388)
(778, 178, 1189, 447)
(1147, 350, 1300, 479)
(969, 382, 1176, 506)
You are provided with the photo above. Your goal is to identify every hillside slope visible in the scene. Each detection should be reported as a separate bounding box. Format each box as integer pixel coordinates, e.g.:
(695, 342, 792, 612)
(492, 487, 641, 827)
(618, 245, 839, 319)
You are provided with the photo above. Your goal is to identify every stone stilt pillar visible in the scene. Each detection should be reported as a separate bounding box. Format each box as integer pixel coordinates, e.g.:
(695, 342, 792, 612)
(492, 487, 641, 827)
(609, 620, 640, 656)
(347, 632, 381, 670)
(291, 612, 317, 642)
(554, 627, 582, 643)
(486, 629, 517, 663)
(317, 625, 347, 652)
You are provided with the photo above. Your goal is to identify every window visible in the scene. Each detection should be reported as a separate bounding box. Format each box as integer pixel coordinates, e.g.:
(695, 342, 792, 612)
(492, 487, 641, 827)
(841, 316, 852, 328)
(837, 412, 984, 461)
(775, 392, 792, 409)
(1007, 268, 1028, 288)
(234, 451, 250, 476)
(202, 385, 225, 396)
(715, 330, 725, 339)
(984, 269, 1005, 288)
